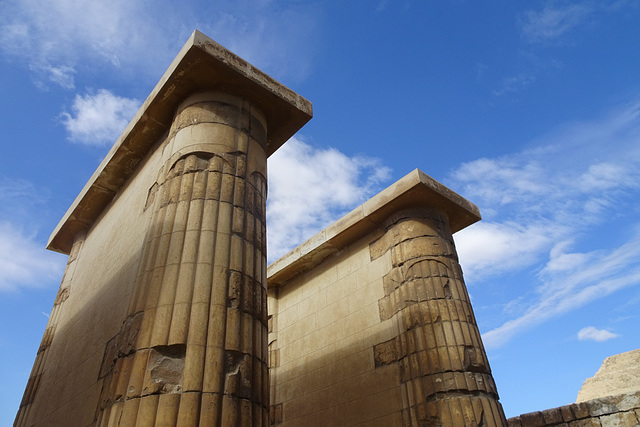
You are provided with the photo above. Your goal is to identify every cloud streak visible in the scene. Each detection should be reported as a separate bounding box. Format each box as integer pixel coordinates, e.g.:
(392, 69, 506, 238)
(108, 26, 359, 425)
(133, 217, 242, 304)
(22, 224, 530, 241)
(0, 222, 65, 292)
(0, 0, 319, 88)
(0, 0, 163, 88)
(481, 233, 640, 348)
(450, 100, 640, 348)
(520, 3, 591, 43)
(0, 178, 66, 292)
(197, 1, 320, 82)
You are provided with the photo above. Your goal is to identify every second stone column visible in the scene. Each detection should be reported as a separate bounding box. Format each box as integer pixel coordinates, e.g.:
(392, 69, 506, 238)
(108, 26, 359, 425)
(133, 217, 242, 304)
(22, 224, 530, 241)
(373, 207, 507, 426)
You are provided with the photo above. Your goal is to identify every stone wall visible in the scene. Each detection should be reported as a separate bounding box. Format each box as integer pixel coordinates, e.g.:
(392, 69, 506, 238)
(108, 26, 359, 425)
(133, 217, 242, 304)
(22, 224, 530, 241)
(15, 141, 163, 426)
(267, 169, 507, 426)
(268, 224, 403, 425)
(18, 30, 509, 426)
(507, 391, 640, 427)
(16, 30, 312, 426)
(577, 349, 640, 403)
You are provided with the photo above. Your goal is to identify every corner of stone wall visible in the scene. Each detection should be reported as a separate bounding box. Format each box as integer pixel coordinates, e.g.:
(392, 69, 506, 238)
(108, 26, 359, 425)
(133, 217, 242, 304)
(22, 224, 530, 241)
(507, 391, 640, 427)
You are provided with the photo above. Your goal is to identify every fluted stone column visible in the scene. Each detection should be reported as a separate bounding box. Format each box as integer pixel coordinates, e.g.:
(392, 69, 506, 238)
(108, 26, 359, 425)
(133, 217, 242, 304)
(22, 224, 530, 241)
(372, 208, 506, 426)
(96, 93, 270, 426)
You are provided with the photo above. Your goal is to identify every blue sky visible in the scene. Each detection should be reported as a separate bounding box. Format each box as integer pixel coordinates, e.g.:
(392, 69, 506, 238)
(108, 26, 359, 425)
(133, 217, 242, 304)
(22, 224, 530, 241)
(1, 0, 639, 423)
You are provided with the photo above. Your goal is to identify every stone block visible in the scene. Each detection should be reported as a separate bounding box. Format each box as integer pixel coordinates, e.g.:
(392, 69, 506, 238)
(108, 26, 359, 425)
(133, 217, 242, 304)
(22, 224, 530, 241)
(391, 235, 454, 266)
(508, 417, 524, 427)
(588, 395, 626, 417)
(599, 411, 639, 427)
(519, 411, 546, 427)
(542, 407, 565, 424)
(271, 403, 283, 425)
(374, 338, 398, 367)
(608, 392, 640, 412)
(561, 404, 578, 422)
(572, 402, 591, 419)
(568, 419, 602, 427)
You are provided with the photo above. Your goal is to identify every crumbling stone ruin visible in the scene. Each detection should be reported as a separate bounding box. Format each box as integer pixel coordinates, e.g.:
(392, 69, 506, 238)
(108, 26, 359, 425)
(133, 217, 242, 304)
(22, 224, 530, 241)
(266, 170, 505, 425)
(16, 30, 311, 426)
(507, 350, 640, 427)
(16, 30, 640, 427)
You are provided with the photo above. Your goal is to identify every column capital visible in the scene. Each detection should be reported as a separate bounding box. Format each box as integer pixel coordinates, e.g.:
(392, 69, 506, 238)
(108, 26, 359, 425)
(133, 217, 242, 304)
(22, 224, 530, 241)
(268, 169, 481, 287)
(48, 30, 312, 255)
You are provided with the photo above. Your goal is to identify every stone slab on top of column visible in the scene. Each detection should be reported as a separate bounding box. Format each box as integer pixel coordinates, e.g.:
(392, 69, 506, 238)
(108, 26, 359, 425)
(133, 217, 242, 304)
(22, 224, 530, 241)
(48, 29, 312, 255)
(268, 168, 481, 287)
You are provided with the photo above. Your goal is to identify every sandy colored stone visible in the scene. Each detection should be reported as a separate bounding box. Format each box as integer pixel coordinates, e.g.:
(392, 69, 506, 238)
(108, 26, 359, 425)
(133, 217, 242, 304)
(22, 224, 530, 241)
(15, 26, 513, 427)
(266, 172, 505, 426)
(47, 31, 311, 255)
(17, 30, 310, 427)
(598, 411, 638, 427)
(577, 349, 640, 402)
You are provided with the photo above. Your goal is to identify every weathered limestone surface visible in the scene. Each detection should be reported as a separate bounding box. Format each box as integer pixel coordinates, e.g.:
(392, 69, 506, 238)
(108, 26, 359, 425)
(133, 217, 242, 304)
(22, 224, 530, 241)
(268, 230, 404, 426)
(372, 208, 505, 426)
(15, 231, 87, 426)
(95, 92, 272, 425)
(17, 29, 509, 427)
(268, 170, 506, 426)
(507, 391, 640, 427)
(507, 350, 640, 427)
(577, 349, 640, 403)
(16, 30, 311, 427)
(47, 30, 311, 256)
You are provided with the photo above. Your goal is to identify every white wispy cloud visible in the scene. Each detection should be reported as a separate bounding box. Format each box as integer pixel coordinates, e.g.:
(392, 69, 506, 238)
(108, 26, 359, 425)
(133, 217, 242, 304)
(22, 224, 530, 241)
(0, 178, 66, 292)
(0, 177, 37, 202)
(450, 101, 640, 348)
(454, 221, 559, 280)
(29, 64, 76, 90)
(61, 89, 140, 146)
(0, 223, 65, 292)
(500, 3, 628, 98)
(267, 138, 391, 262)
(493, 73, 536, 97)
(0, 0, 319, 88)
(520, 3, 591, 42)
(577, 326, 619, 342)
(0, 0, 163, 88)
(0, 176, 52, 221)
(481, 233, 640, 348)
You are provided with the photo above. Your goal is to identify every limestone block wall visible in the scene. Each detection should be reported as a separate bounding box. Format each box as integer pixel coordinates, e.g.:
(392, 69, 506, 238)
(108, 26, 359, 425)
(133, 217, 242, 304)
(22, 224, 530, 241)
(16, 30, 312, 427)
(268, 228, 403, 425)
(267, 169, 506, 426)
(15, 140, 165, 426)
(507, 391, 640, 427)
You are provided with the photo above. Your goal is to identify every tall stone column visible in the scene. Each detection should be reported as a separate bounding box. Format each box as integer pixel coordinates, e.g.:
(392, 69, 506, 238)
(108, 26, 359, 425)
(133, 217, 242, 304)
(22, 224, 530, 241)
(95, 93, 270, 426)
(14, 31, 310, 427)
(373, 207, 506, 426)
